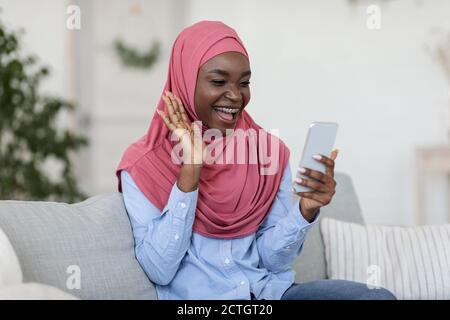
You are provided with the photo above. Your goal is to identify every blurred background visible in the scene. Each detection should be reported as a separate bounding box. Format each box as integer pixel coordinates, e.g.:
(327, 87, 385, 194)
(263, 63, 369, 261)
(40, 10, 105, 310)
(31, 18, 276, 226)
(0, 0, 449, 227)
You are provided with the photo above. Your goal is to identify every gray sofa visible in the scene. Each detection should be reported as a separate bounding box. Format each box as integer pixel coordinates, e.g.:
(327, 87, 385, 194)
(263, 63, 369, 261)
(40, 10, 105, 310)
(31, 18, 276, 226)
(0, 172, 363, 300)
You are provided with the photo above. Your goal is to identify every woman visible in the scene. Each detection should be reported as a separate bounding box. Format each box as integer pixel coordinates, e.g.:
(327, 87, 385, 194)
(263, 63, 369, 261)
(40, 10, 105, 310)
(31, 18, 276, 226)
(116, 21, 396, 300)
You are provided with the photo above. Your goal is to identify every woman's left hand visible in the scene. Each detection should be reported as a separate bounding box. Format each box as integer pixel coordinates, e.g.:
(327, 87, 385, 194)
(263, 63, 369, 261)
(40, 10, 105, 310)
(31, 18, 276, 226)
(293, 149, 339, 222)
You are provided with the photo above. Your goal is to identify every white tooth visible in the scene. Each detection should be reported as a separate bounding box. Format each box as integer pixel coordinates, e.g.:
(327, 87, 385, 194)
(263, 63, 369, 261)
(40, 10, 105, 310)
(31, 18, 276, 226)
(214, 106, 239, 114)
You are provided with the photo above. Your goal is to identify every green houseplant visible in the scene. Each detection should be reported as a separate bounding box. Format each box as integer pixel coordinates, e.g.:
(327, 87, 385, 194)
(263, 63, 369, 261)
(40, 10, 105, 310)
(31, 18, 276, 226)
(0, 20, 88, 202)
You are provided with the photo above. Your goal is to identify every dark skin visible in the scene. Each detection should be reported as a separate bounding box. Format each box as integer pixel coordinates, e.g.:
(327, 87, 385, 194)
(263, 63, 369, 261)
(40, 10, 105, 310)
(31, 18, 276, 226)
(157, 52, 338, 222)
(295, 150, 338, 222)
(194, 52, 251, 134)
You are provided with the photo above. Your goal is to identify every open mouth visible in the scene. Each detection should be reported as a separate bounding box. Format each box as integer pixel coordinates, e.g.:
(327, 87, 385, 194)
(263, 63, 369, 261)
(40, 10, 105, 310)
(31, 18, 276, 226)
(212, 106, 240, 123)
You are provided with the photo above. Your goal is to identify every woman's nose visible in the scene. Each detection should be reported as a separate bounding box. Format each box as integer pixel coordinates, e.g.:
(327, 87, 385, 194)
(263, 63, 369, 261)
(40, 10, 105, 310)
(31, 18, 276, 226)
(224, 85, 241, 102)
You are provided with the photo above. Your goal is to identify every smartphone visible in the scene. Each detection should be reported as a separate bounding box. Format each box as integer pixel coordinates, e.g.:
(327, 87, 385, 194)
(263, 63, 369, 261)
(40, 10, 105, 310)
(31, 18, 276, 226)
(293, 122, 338, 193)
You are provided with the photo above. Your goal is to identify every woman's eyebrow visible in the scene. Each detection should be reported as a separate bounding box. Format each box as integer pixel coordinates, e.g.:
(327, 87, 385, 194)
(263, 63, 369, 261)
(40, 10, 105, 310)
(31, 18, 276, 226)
(208, 69, 252, 77)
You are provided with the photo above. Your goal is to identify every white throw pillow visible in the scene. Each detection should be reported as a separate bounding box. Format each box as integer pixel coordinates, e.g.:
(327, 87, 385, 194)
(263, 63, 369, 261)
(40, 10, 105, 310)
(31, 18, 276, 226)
(320, 218, 450, 300)
(0, 227, 22, 287)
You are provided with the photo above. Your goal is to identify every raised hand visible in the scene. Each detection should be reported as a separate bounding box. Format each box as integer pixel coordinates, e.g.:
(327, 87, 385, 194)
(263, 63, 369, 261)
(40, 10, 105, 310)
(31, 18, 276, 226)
(157, 91, 204, 166)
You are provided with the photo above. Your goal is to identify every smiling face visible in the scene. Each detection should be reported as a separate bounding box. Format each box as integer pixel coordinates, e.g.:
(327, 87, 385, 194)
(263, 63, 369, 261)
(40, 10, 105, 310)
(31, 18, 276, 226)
(194, 51, 251, 134)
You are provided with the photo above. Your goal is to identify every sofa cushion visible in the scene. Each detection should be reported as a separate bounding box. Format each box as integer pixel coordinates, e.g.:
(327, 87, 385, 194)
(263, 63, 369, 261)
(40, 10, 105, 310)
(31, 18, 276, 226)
(0, 226, 22, 287)
(293, 172, 365, 283)
(321, 217, 450, 300)
(0, 193, 156, 300)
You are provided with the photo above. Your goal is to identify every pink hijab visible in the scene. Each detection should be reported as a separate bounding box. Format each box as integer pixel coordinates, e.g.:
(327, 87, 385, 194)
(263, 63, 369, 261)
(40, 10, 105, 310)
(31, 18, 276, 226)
(116, 21, 290, 239)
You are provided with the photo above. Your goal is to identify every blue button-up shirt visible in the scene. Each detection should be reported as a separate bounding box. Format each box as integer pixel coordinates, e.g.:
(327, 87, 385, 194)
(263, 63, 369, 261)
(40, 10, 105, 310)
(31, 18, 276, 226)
(120, 162, 318, 300)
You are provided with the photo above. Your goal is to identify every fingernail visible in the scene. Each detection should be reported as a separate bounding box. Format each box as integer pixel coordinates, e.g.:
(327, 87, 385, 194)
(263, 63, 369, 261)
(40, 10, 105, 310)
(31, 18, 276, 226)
(298, 167, 306, 173)
(295, 178, 303, 184)
(313, 155, 322, 160)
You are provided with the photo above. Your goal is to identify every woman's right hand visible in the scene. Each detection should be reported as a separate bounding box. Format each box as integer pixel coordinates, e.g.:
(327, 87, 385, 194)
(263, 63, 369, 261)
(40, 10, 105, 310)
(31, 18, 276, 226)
(157, 91, 204, 192)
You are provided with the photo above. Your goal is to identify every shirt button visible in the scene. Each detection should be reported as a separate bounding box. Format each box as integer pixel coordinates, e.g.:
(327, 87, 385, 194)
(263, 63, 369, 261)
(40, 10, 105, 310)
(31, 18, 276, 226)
(240, 280, 245, 286)
(179, 202, 186, 209)
(285, 246, 291, 250)
(224, 258, 230, 265)
(174, 234, 180, 240)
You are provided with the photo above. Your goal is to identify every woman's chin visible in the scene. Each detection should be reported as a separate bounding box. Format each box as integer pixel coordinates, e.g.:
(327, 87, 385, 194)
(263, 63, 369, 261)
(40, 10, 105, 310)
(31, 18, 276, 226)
(211, 123, 237, 135)
(205, 118, 237, 135)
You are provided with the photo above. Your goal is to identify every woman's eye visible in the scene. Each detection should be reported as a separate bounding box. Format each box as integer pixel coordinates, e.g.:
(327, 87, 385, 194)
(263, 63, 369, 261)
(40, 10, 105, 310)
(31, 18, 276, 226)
(241, 81, 251, 87)
(211, 80, 226, 86)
